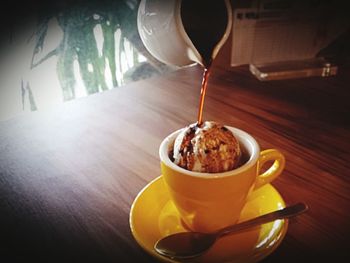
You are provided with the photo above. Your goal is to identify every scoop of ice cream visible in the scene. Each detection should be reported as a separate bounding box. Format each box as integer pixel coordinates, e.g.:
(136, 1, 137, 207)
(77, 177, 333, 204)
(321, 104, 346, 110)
(172, 121, 241, 173)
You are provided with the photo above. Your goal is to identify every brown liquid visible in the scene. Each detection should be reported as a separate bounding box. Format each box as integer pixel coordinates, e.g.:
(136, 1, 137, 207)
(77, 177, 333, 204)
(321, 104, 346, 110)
(169, 138, 251, 170)
(180, 0, 228, 126)
(237, 147, 251, 169)
(196, 64, 211, 126)
(180, 0, 228, 66)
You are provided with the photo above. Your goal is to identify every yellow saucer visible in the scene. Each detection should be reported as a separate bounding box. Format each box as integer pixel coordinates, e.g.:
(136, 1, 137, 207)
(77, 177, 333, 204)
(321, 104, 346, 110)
(130, 176, 288, 263)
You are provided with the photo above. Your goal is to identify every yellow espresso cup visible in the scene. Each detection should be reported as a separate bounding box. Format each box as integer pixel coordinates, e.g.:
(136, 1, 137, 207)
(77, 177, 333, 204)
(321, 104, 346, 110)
(159, 126, 285, 233)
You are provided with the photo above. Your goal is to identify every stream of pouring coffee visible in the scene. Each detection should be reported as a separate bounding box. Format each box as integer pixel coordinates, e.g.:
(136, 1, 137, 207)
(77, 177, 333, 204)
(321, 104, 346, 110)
(181, 0, 228, 126)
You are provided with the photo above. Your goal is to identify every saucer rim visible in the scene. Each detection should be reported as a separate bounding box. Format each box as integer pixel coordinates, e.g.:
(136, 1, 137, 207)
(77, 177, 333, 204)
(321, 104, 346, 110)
(129, 176, 288, 263)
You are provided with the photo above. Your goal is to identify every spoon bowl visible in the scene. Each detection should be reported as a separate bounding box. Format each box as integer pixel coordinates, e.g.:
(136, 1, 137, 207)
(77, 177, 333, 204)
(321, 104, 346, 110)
(155, 232, 217, 259)
(155, 202, 308, 259)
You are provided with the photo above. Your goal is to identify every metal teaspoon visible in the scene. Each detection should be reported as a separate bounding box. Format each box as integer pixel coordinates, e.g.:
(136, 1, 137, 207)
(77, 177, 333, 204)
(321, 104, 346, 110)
(155, 202, 308, 259)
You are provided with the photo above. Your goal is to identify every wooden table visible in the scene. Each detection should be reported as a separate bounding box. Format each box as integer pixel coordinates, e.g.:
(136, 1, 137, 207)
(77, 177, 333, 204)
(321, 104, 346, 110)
(1, 64, 349, 262)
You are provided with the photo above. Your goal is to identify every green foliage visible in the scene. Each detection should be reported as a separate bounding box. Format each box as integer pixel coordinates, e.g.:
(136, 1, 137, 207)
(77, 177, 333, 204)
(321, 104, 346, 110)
(30, 0, 145, 101)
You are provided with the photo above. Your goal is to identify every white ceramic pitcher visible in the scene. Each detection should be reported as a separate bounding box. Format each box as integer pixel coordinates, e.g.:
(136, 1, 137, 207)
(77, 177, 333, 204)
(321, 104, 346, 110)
(137, 0, 232, 67)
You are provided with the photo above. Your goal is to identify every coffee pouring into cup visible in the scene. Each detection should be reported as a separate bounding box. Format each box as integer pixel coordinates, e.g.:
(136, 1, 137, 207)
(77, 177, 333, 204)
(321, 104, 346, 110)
(137, 0, 233, 67)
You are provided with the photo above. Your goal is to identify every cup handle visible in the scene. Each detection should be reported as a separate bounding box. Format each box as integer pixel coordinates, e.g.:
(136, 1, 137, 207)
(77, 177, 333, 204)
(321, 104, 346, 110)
(254, 149, 285, 190)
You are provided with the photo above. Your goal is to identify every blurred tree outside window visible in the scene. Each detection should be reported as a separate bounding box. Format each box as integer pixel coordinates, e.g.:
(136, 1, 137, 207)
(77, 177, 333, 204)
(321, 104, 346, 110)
(0, 0, 173, 121)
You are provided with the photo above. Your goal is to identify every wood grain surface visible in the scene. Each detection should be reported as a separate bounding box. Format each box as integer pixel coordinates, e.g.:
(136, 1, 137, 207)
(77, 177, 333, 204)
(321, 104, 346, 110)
(0, 64, 349, 262)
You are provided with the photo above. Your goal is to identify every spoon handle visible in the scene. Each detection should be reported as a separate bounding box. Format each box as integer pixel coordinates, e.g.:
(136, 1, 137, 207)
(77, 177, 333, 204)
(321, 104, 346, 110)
(218, 202, 308, 237)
